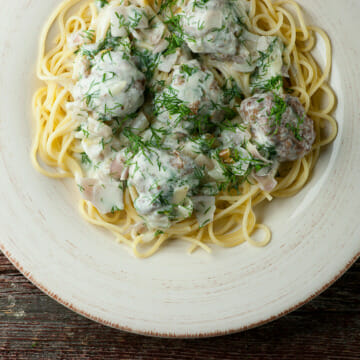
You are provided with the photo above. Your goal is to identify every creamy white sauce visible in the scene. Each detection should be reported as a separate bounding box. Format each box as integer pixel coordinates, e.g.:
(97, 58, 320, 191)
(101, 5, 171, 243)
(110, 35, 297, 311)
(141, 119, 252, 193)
(181, 0, 247, 56)
(67, 0, 313, 232)
(155, 59, 223, 131)
(72, 50, 145, 119)
(109, 3, 168, 52)
(128, 149, 199, 229)
(192, 196, 216, 228)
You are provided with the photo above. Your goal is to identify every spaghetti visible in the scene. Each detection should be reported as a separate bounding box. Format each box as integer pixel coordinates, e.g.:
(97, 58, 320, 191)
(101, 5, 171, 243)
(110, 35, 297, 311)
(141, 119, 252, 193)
(32, 0, 337, 258)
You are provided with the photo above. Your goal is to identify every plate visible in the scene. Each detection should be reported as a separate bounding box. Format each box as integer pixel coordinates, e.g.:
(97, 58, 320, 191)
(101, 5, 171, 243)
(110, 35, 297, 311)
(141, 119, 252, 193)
(0, 0, 359, 337)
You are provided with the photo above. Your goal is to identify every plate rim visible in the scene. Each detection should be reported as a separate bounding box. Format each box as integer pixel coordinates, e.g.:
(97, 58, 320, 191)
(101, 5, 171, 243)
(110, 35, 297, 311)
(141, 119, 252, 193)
(1, 244, 358, 337)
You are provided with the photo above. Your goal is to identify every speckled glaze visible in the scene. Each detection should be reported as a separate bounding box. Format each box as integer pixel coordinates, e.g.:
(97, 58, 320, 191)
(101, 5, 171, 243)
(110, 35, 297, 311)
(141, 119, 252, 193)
(0, 0, 359, 338)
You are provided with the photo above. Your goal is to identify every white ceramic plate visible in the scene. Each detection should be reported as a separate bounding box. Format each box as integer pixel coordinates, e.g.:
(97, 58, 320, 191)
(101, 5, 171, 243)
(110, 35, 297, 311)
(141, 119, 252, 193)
(0, 0, 359, 338)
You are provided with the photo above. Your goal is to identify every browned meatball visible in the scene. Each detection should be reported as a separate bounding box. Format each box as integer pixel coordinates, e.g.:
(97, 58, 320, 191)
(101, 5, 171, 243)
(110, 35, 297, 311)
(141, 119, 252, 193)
(239, 92, 316, 162)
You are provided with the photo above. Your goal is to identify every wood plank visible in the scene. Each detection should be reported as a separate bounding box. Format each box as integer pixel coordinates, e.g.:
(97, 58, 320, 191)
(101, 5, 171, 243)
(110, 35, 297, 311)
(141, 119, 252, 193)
(0, 253, 359, 359)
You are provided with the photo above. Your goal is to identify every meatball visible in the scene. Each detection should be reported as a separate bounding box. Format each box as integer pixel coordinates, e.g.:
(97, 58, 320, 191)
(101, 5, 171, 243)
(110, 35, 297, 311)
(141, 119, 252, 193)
(180, 0, 284, 75)
(181, 0, 242, 56)
(154, 59, 224, 131)
(128, 149, 199, 229)
(73, 50, 145, 119)
(239, 93, 316, 162)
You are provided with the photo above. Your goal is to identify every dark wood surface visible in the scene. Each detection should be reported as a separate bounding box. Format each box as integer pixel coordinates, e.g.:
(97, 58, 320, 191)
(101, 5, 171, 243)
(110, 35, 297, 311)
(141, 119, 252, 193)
(0, 252, 359, 360)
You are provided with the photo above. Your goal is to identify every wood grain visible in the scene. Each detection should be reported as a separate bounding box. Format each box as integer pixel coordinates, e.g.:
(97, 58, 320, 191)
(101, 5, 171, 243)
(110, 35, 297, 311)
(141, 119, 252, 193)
(0, 253, 359, 360)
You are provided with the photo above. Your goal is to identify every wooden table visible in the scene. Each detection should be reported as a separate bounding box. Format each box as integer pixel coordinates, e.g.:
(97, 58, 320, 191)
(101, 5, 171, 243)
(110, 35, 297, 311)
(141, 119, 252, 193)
(0, 252, 358, 359)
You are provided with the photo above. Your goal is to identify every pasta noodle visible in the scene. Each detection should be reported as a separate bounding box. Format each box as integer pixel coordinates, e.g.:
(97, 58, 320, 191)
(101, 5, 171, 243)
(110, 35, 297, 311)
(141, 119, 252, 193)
(32, 0, 337, 258)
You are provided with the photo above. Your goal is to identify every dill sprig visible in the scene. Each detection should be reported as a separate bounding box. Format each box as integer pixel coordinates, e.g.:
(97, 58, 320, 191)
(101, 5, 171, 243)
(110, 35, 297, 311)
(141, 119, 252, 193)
(81, 152, 92, 165)
(268, 93, 288, 135)
(213, 148, 268, 191)
(256, 142, 277, 161)
(76, 30, 129, 59)
(123, 127, 154, 164)
(157, 0, 178, 14)
(163, 14, 194, 56)
(133, 48, 160, 81)
(251, 38, 280, 86)
(96, 0, 109, 8)
(286, 112, 305, 141)
(83, 80, 100, 108)
(193, 0, 211, 9)
(180, 64, 199, 77)
(81, 29, 95, 42)
(190, 134, 217, 156)
(122, 125, 170, 164)
(252, 75, 283, 94)
(154, 86, 192, 119)
(149, 127, 171, 148)
(222, 78, 244, 103)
